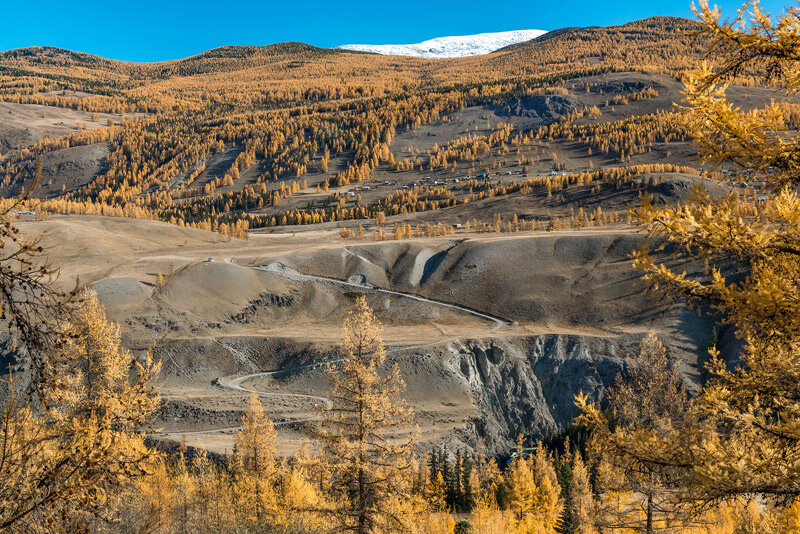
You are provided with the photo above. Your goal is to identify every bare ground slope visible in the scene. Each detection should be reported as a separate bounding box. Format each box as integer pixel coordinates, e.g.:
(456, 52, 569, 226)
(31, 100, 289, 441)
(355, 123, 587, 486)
(9, 215, 715, 454)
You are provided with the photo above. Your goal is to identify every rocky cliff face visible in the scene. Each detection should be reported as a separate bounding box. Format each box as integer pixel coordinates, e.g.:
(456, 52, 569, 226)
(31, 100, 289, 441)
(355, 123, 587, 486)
(442, 334, 643, 453)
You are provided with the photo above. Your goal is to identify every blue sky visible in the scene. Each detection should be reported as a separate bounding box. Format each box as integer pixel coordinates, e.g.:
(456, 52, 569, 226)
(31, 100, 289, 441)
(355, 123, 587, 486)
(3, 0, 792, 62)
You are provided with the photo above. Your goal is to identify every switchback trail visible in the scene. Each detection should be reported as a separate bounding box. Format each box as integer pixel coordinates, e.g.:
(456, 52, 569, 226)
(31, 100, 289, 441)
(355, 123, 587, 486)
(155, 258, 515, 439)
(155, 338, 459, 438)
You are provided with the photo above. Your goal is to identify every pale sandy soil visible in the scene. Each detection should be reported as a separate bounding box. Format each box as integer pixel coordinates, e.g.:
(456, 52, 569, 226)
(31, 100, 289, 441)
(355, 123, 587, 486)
(13, 215, 711, 455)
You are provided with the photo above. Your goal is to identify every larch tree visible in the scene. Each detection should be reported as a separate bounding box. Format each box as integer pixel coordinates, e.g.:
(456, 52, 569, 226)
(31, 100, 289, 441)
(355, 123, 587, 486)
(426, 471, 449, 513)
(505, 453, 539, 524)
(579, 0, 800, 519)
(316, 296, 417, 533)
(568, 453, 596, 534)
(190, 447, 231, 533)
(0, 174, 77, 403)
(579, 332, 689, 533)
(234, 392, 278, 527)
(505, 444, 562, 534)
(530, 446, 563, 534)
(278, 468, 326, 533)
(0, 287, 160, 532)
(170, 449, 195, 534)
(63, 290, 141, 416)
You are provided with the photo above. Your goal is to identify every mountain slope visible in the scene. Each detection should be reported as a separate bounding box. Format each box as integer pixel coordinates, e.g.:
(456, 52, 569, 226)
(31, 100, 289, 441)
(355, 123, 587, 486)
(336, 29, 548, 59)
(482, 16, 702, 73)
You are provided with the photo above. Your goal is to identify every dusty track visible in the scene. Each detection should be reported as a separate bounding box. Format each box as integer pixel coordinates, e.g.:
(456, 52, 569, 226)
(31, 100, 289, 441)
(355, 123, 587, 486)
(255, 260, 514, 329)
(157, 260, 514, 439)
(157, 338, 458, 438)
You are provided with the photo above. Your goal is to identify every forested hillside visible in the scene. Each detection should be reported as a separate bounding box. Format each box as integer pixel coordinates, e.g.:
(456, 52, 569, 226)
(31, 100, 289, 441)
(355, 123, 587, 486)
(4, 2, 800, 532)
(0, 16, 716, 239)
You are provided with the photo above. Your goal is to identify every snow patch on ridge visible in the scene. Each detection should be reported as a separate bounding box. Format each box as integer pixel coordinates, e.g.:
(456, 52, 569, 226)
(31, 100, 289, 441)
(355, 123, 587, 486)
(336, 29, 548, 59)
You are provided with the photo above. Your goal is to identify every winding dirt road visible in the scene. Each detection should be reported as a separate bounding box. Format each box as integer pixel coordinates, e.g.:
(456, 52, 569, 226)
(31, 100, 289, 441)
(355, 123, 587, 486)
(156, 339, 455, 438)
(156, 259, 513, 439)
(256, 260, 513, 329)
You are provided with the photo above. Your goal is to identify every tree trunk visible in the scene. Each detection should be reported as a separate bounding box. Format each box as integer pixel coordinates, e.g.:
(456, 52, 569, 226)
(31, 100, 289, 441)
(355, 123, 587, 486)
(358, 466, 366, 534)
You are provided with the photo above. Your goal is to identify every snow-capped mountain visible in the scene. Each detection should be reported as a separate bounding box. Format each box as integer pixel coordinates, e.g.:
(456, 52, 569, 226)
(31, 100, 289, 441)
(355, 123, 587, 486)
(335, 29, 548, 59)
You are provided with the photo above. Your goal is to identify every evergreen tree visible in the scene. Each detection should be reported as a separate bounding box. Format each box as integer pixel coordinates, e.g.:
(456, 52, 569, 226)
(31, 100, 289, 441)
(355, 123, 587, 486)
(234, 393, 278, 526)
(0, 289, 160, 531)
(317, 297, 416, 533)
(581, 0, 800, 520)
(461, 450, 475, 512)
(563, 453, 596, 534)
(579, 332, 688, 532)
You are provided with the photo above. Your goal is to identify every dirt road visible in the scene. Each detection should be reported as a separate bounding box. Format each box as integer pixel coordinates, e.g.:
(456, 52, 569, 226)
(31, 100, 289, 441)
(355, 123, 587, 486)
(156, 259, 514, 439)
(256, 260, 514, 329)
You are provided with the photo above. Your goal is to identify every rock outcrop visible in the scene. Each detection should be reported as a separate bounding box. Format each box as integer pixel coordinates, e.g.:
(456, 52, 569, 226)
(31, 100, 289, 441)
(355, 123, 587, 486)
(443, 334, 641, 453)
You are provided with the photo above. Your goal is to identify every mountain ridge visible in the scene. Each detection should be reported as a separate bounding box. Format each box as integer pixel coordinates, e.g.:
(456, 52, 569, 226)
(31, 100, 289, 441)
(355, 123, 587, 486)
(0, 16, 699, 68)
(335, 29, 549, 59)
